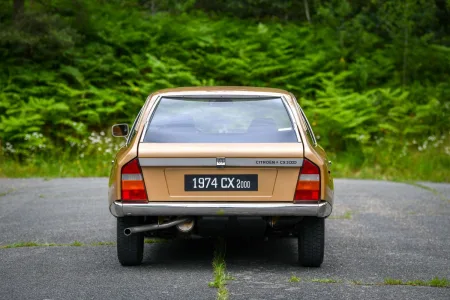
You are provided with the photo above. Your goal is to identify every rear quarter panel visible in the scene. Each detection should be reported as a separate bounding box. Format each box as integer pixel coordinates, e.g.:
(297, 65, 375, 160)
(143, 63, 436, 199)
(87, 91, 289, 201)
(108, 93, 158, 205)
(291, 98, 334, 205)
(108, 134, 139, 206)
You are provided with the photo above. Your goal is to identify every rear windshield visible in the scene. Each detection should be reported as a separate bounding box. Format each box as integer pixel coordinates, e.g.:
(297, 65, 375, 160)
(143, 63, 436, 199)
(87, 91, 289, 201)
(143, 97, 298, 143)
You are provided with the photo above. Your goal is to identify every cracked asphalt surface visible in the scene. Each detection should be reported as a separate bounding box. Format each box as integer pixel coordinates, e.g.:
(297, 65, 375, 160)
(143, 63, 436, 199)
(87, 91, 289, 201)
(0, 178, 449, 299)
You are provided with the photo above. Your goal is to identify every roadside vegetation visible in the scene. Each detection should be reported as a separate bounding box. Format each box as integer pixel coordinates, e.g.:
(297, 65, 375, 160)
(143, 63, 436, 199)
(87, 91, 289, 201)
(288, 276, 450, 288)
(311, 278, 340, 283)
(0, 241, 114, 249)
(328, 210, 352, 220)
(0, 0, 449, 181)
(384, 277, 450, 288)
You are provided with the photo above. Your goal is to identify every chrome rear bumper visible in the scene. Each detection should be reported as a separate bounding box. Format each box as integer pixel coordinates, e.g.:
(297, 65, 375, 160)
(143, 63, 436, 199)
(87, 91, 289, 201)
(110, 201, 332, 218)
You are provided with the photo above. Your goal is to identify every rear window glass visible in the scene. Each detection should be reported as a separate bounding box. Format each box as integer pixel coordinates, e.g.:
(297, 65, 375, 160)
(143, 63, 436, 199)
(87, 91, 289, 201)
(143, 97, 298, 143)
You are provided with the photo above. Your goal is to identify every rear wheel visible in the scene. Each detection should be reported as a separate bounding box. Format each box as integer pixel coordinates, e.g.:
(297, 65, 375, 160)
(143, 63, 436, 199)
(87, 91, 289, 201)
(297, 217, 324, 267)
(117, 217, 144, 266)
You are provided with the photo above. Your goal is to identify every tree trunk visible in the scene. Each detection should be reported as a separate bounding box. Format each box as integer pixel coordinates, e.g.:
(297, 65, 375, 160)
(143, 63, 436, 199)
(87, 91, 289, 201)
(303, 0, 311, 24)
(151, 0, 156, 14)
(13, 0, 25, 21)
(403, 26, 408, 87)
(402, 2, 409, 87)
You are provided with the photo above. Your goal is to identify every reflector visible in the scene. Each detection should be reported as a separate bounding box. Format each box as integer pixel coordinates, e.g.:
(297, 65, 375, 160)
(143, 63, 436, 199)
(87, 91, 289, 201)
(300, 159, 319, 174)
(122, 159, 141, 174)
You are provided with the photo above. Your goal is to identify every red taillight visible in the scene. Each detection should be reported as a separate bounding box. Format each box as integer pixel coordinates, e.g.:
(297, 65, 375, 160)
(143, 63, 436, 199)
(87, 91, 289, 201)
(121, 158, 148, 202)
(294, 159, 320, 201)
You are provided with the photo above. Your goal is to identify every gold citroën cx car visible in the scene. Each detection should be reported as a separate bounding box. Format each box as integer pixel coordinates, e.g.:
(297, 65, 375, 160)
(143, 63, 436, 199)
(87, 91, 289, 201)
(109, 87, 334, 267)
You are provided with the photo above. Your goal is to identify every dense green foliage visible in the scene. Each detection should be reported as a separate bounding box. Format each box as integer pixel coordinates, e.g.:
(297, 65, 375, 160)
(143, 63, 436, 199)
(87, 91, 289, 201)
(0, 0, 449, 180)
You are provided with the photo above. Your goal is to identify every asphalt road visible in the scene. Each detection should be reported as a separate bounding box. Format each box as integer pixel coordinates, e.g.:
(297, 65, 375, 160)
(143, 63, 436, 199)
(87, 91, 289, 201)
(0, 178, 449, 300)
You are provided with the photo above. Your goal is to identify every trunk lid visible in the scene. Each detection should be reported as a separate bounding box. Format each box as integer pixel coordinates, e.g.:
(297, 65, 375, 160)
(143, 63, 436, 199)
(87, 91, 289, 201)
(138, 143, 303, 202)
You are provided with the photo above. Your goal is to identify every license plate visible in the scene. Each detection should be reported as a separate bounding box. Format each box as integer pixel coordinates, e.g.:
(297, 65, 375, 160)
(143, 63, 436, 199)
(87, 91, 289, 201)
(184, 175, 258, 191)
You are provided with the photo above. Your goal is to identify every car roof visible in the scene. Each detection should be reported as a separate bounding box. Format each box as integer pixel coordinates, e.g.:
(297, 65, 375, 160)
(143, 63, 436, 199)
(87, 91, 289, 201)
(152, 86, 292, 97)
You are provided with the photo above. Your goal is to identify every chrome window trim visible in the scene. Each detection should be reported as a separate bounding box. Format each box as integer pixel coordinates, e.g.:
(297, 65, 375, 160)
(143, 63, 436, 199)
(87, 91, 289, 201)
(140, 94, 302, 143)
(298, 104, 317, 146)
(167, 95, 279, 99)
(139, 120, 149, 144)
(140, 95, 162, 143)
(126, 107, 143, 145)
(280, 95, 301, 143)
(157, 91, 285, 98)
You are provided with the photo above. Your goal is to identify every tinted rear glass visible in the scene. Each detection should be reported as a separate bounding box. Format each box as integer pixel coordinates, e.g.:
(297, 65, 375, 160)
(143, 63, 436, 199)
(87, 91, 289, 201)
(143, 97, 298, 143)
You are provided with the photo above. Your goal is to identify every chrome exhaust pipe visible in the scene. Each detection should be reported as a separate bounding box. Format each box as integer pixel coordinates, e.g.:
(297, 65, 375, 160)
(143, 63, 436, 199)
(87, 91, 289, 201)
(124, 218, 190, 236)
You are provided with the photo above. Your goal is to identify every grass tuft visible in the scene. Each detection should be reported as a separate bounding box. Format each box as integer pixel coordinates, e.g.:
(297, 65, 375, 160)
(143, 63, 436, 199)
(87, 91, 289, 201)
(70, 241, 84, 247)
(329, 210, 353, 220)
(0, 240, 121, 249)
(405, 182, 449, 202)
(217, 286, 228, 300)
(225, 275, 235, 281)
(311, 278, 340, 284)
(0, 241, 59, 249)
(384, 277, 449, 288)
(428, 277, 450, 288)
(209, 238, 233, 300)
(90, 241, 115, 246)
(384, 278, 403, 285)
(1, 242, 40, 248)
(0, 188, 15, 197)
(289, 276, 301, 283)
(209, 256, 226, 287)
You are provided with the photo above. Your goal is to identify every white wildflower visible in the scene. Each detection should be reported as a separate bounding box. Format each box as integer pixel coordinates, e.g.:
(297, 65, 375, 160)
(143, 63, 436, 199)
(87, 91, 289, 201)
(5, 142, 16, 153)
(422, 140, 428, 150)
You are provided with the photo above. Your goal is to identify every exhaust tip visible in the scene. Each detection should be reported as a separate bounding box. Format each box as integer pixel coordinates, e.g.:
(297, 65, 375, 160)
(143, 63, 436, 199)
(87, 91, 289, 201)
(176, 219, 195, 233)
(124, 228, 132, 236)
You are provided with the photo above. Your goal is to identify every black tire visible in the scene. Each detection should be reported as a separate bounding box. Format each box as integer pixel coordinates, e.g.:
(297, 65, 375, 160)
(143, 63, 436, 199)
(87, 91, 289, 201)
(117, 217, 144, 266)
(297, 217, 325, 267)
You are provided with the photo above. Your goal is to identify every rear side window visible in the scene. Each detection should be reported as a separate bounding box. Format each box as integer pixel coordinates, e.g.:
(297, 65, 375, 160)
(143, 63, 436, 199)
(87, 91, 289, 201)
(143, 97, 298, 143)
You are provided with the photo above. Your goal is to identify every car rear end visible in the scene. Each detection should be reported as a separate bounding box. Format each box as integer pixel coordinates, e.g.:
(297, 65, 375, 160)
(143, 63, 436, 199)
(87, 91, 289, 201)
(109, 89, 332, 267)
